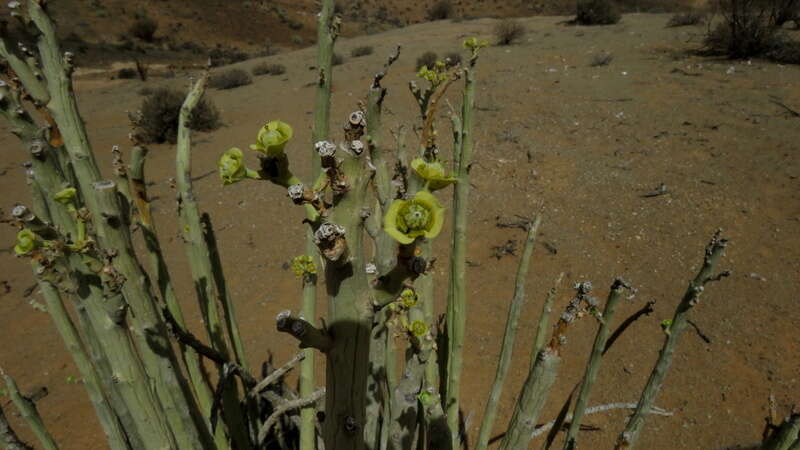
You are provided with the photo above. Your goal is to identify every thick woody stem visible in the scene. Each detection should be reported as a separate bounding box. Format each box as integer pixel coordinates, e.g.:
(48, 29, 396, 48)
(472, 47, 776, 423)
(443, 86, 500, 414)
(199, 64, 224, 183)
(615, 230, 729, 449)
(2, 372, 59, 450)
(276, 310, 334, 352)
(475, 215, 542, 450)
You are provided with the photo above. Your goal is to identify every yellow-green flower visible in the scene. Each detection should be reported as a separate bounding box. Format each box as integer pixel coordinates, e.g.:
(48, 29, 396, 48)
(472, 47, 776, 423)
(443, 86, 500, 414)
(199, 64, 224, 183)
(53, 187, 77, 205)
(417, 390, 434, 406)
(409, 320, 428, 337)
(250, 121, 293, 156)
(410, 158, 456, 191)
(416, 62, 448, 86)
(384, 191, 445, 245)
(291, 255, 317, 278)
(463, 37, 489, 51)
(14, 229, 38, 256)
(218, 148, 259, 185)
(400, 288, 418, 308)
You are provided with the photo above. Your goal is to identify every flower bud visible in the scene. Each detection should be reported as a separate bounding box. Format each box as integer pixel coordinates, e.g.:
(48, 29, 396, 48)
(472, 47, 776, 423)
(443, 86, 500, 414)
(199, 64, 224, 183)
(410, 158, 456, 191)
(218, 148, 248, 185)
(53, 187, 77, 206)
(14, 229, 38, 256)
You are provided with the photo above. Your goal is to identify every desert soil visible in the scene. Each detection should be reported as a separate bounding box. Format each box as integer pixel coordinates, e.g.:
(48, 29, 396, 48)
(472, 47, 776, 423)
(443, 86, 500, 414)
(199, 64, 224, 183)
(0, 13, 798, 450)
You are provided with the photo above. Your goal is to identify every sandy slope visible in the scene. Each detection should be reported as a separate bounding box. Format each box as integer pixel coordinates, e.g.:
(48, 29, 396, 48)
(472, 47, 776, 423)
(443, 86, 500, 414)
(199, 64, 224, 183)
(0, 14, 798, 449)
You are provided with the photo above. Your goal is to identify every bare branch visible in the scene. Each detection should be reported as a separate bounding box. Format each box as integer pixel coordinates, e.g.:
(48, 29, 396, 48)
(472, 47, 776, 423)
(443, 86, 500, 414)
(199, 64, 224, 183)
(258, 388, 326, 444)
(249, 352, 306, 397)
(531, 403, 673, 439)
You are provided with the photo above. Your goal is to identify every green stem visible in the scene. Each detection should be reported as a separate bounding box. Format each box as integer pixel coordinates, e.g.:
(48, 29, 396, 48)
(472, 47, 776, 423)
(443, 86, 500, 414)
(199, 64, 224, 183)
(475, 216, 542, 450)
(25, 3, 209, 448)
(3, 373, 59, 450)
(532, 274, 564, 370)
(176, 74, 250, 450)
(615, 231, 729, 449)
(92, 181, 211, 449)
(762, 414, 800, 450)
(563, 279, 629, 449)
(311, 0, 336, 178)
(10, 96, 138, 449)
(0, 401, 33, 450)
(128, 146, 228, 450)
(34, 266, 132, 450)
(445, 56, 478, 449)
(322, 151, 373, 450)
(301, 0, 335, 445)
(299, 273, 318, 450)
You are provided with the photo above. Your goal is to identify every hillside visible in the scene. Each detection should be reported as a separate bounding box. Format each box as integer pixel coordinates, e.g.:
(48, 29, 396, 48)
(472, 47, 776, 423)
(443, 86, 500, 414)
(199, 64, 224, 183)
(7, 0, 697, 69)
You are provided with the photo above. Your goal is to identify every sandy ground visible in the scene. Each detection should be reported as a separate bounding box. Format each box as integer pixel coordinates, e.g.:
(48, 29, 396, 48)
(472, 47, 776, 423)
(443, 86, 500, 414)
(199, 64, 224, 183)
(0, 14, 799, 449)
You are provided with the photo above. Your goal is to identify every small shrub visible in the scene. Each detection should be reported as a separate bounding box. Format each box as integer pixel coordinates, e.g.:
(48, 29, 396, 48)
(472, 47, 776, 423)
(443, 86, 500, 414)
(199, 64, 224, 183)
(209, 46, 249, 67)
(427, 0, 454, 20)
(136, 88, 221, 144)
(137, 86, 154, 96)
(209, 69, 252, 90)
(117, 67, 137, 79)
(332, 52, 344, 66)
(291, 35, 304, 46)
(494, 19, 526, 45)
(252, 63, 287, 76)
(765, 34, 800, 62)
(575, 0, 621, 25)
(129, 15, 158, 42)
(704, 0, 777, 58)
(589, 52, 613, 66)
(351, 45, 374, 57)
(179, 41, 205, 55)
(768, 0, 800, 27)
(134, 59, 149, 81)
(666, 11, 706, 27)
(444, 51, 462, 68)
(415, 50, 438, 70)
(262, 39, 278, 57)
